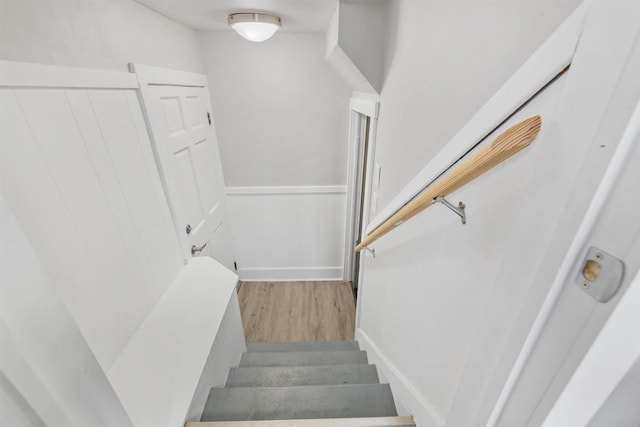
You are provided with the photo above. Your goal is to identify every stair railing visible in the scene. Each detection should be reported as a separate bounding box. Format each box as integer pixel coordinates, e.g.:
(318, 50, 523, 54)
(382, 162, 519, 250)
(355, 115, 542, 252)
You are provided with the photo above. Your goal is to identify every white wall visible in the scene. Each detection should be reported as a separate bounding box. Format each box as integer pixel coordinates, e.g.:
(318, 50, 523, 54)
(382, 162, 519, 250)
(225, 187, 347, 281)
(360, 77, 570, 424)
(337, 0, 388, 93)
(357, 2, 640, 426)
(1, 61, 246, 426)
(1, 78, 183, 370)
(199, 32, 350, 186)
(375, 0, 580, 208)
(325, 1, 388, 94)
(0, 197, 133, 427)
(199, 31, 352, 280)
(0, 0, 204, 73)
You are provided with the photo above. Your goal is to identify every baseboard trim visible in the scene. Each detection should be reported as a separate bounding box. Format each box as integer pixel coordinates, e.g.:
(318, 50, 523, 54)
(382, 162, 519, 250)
(356, 328, 444, 427)
(238, 267, 344, 282)
(226, 186, 347, 196)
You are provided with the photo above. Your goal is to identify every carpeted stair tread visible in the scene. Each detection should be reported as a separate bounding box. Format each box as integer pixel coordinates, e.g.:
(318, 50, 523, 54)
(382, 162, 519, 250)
(225, 364, 379, 387)
(201, 384, 397, 421)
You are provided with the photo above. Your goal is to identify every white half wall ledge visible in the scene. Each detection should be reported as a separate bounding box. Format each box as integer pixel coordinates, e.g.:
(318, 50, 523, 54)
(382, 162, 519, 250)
(356, 329, 443, 427)
(185, 295, 246, 423)
(107, 257, 240, 427)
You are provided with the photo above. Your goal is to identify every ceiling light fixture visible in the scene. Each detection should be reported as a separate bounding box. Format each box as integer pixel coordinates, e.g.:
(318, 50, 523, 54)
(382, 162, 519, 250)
(227, 13, 282, 42)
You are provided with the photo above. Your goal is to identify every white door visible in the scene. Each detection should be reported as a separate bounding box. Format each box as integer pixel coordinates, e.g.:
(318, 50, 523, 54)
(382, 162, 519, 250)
(132, 65, 235, 269)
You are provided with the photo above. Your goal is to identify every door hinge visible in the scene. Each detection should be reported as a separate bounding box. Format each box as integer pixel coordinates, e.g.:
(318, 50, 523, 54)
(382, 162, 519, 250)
(233, 261, 238, 271)
(207, 112, 212, 125)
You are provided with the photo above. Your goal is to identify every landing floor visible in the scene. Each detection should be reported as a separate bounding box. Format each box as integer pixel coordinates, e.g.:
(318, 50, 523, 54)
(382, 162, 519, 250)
(238, 281, 356, 342)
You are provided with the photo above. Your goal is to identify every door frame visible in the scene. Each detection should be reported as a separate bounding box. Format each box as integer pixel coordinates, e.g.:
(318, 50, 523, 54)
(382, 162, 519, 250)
(129, 64, 231, 264)
(343, 97, 379, 304)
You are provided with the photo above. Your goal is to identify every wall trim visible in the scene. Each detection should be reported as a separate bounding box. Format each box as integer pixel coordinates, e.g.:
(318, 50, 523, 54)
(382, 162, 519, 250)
(350, 97, 380, 118)
(356, 328, 444, 427)
(238, 267, 344, 282)
(129, 63, 208, 87)
(0, 60, 139, 89)
(225, 186, 347, 196)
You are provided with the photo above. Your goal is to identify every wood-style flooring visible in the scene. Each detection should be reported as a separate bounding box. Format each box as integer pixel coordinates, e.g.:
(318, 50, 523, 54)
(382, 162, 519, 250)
(238, 281, 356, 343)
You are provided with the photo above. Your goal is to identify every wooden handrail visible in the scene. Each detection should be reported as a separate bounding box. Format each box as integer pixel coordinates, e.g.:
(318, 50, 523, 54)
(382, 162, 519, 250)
(356, 115, 542, 252)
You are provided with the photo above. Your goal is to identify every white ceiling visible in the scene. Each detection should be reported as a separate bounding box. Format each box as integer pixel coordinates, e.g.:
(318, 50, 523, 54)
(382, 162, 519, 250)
(136, 0, 337, 32)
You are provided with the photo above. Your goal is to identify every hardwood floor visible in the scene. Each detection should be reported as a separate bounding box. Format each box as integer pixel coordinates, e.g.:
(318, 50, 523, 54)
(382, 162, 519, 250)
(238, 281, 356, 343)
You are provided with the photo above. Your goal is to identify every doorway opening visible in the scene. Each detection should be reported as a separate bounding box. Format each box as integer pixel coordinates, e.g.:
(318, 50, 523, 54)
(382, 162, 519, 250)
(344, 99, 379, 301)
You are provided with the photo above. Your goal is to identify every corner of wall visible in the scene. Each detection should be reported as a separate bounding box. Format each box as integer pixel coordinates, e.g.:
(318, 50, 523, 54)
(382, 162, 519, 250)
(324, 1, 380, 95)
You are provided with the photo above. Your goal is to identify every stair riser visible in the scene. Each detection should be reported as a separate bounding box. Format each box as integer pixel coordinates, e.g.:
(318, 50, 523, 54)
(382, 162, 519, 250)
(240, 351, 368, 367)
(226, 364, 379, 387)
(187, 416, 416, 426)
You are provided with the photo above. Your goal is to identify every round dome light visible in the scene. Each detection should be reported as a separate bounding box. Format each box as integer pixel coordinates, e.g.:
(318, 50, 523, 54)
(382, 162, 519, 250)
(227, 13, 282, 42)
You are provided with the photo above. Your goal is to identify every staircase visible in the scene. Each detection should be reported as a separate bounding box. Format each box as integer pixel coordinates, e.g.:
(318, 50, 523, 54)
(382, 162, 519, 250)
(189, 341, 415, 426)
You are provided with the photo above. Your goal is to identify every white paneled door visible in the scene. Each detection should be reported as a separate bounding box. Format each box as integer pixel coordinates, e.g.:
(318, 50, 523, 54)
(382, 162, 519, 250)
(132, 65, 235, 269)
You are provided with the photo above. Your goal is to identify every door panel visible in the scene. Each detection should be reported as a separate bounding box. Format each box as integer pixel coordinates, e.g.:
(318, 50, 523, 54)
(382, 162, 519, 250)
(161, 97, 184, 134)
(134, 65, 234, 269)
(183, 94, 207, 133)
(173, 148, 203, 230)
(192, 139, 219, 212)
(151, 85, 224, 256)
